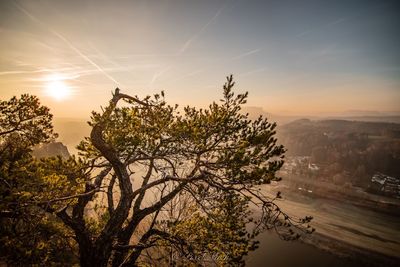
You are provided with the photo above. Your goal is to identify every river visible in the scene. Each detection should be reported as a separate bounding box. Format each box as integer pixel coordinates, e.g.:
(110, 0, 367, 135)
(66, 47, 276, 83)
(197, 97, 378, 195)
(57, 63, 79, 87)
(246, 186, 400, 267)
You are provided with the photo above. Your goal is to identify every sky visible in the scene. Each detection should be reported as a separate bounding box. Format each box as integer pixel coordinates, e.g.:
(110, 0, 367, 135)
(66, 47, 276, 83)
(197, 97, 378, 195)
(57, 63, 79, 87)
(0, 0, 399, 118)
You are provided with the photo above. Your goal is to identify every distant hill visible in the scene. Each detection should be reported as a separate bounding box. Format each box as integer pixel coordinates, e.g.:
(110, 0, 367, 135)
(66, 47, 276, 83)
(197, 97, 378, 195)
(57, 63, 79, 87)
(54, 112, 400, 157)
(276, 119, 400, 186)
(325, 116, 400, 124)
(337, 109, 400, 117)
(242, 106, 400, 125)
(241, 107, 312, 125)
(280, 119, 400, 136)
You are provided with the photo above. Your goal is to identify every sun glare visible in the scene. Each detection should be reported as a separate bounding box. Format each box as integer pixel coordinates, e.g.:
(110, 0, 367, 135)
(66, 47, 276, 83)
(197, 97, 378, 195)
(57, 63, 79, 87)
(45, 74, 71, 101)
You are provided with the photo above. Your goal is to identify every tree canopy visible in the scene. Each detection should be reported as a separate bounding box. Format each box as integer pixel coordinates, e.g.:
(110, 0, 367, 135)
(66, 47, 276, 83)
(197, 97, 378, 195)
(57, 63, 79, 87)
(0, 94, 78, 264)
(0, 76, 313, 266)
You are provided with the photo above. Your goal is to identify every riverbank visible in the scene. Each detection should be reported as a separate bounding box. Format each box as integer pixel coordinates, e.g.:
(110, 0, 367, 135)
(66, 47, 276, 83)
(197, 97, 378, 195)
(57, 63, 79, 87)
(300, 231, 399, 267)
(248, 185, 400, 267)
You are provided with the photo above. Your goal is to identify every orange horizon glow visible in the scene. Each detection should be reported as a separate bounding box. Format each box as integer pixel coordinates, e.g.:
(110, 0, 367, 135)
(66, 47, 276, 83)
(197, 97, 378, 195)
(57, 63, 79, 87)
(0, 0, 399, 119)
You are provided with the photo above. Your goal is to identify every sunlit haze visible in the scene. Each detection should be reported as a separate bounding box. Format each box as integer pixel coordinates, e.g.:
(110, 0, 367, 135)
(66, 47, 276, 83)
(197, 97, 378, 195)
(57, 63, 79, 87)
(44, 74, 72, 101)
(0, 0, 399, 118)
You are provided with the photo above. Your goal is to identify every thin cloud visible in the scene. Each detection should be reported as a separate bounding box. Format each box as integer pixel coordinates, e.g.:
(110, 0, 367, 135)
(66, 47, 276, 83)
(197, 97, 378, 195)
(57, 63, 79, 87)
(0, 70, 43, 76)
(0, 65, 143, 85)
(13, 1, 122, 86)
(0, 67, 77, 76)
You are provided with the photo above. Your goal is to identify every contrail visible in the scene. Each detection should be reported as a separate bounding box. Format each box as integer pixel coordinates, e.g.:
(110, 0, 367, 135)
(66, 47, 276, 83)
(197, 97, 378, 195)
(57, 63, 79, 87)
(88, 42, 125, 70)
(149, 66, 171, 87)
(232, 49, 261, 60)
(13, 1, 122, 86)
(161, 1, 227, 86)
(238, 68, 266, 77)
(167, 69, 203, 84)
(296, 18, 347, 38)
(49, 31, 122, 85)
(296, 2, 389, 38)
(178, 2, 226, 55)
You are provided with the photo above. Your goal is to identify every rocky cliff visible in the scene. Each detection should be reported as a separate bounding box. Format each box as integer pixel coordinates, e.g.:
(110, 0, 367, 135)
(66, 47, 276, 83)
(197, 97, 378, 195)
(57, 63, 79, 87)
(32, 142, 70, 159)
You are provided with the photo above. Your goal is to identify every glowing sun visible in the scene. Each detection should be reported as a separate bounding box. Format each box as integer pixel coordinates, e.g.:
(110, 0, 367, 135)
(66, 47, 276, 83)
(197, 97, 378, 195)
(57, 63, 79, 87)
(45, 74, 71, 101)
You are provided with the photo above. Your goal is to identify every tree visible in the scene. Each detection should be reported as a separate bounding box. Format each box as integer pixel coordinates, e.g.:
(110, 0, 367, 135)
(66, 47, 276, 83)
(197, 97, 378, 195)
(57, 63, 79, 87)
(1, 76, 313, 266)
(0, 94, 55, 234)
(0, 94, 78, 265)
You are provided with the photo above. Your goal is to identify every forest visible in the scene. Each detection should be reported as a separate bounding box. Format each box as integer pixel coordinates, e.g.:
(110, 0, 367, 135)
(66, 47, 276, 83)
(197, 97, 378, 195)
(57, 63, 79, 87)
(277, 119, 400, 187)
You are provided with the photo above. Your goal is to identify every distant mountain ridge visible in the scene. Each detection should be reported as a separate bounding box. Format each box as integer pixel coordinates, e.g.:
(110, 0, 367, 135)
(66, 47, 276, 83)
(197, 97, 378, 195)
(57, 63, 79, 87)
(52, 110, 400, 155)
(280, 118, 400, 136)
(338, 110, 400, 117)
(241, 106, 400, 125)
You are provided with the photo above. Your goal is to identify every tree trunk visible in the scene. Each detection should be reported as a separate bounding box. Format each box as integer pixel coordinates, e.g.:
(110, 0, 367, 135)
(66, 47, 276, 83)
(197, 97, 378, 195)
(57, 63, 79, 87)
(78, 239, 113, 267)
(79, 248, 111, 267)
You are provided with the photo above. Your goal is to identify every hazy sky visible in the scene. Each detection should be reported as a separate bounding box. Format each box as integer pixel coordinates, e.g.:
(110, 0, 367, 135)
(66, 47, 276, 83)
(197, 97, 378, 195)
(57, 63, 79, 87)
(1, 0, 399, 118)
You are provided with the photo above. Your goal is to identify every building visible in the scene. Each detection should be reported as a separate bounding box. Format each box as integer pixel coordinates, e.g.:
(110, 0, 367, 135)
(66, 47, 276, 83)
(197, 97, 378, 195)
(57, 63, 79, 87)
(370, 173, 400, 198)
(308, 163, 320, 171)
